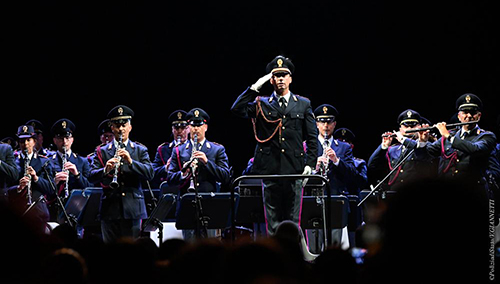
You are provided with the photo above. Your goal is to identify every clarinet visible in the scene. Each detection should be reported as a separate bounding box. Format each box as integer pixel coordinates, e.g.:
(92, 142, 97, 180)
(320, 131, 330, 176)
(20, 149, 33, 205)
(62, 146, 70, 198)
(187, 134, 198, 191)
(109, 133, 123, 189)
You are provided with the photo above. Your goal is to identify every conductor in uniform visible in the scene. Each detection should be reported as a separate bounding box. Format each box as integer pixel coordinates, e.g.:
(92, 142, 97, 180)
(231, 55, 318, 235)
(89, 105, 154, 242)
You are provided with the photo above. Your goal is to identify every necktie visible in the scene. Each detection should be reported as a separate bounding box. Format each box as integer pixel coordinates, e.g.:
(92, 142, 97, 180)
(460, 131, 468, 139)
(324, 139, 330, 148)
(279, 97, 287, 110)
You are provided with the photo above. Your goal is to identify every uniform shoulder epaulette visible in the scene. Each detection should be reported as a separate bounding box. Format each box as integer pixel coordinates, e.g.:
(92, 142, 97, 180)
(134, 141, 147, 148)
(94, 143, 106, 150)
(255, 95, 271, 103)
(294, 94, 310, 102)
(211, 141, 224, 147)
(157, 142, 167, 149)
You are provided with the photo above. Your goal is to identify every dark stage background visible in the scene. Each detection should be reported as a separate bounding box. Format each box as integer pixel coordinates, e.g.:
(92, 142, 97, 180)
(2, 1, 499, 182)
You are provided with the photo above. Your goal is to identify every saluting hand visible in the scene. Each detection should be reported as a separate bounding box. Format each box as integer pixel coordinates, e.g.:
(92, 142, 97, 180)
(250, 72, 273, 92)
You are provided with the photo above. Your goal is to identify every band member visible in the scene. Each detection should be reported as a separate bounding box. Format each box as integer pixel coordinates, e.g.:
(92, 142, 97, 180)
(334, 127, 368, 248)
(0, 143, 19, 200)
(367, 109, 437, 188)
(403, 94, 497, 184)
(1, 137, 18, 151)
(334, 127, 368, 194)
(167, 108, 231, 241)
(50, 118, 92, 220)
(306, 104, 357, 251)
(25, 119, 53, 156)
(8, 125, 54, 233)
(87, 119, 113, 166)
(231, 55, 318, 235)
(89, 105, 154, 242)
(313, 104, 357, 194)
(152, 110, 190, 189)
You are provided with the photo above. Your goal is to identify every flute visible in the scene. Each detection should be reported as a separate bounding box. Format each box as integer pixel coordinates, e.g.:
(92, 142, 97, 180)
(405, 120, 479, 134)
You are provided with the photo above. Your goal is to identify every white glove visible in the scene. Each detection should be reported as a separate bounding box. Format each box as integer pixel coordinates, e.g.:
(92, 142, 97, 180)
(250, 73, 273, 92)
(302, 165, 312, 175)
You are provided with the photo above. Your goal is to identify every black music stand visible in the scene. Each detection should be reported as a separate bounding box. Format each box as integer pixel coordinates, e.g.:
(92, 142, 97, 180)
(234, 196, 265, 224)
(142, 194, 176, 245)
(61, 188, 102, 228)
(176, 192, 240, 232)
(159, 181, 180, 195)
(300, 195, 349, 230)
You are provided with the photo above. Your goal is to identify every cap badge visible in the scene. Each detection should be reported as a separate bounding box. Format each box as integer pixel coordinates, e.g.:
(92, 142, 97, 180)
(194, 110, 200, 117)
(23, 126, 28, 132)
(407, 110, 412, 118)
(466, 95, 471, 103)
(342, 129, 346, 136)
(118, 107, 124, 115)
(323, 106, 328, 114)
(277, 58, 283, 67)
(177, 112, 182, 119)
(62, 121, 67, 128)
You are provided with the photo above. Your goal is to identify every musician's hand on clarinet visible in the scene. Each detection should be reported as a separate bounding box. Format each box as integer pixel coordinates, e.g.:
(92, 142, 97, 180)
(18, 176, 30, 190)
(64, 162, 79, 176)
(316, 156, 328, 171)
(26, 166, 38, 182)
(55, 171, 69, 184)
(105, 157, 120, 173)
(117, 148, 132, 165)
(435, 122, 450, 139)
(192, 151, 207, 165)
(325, 148, 339, 164)
(250, 72, 273, 92)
